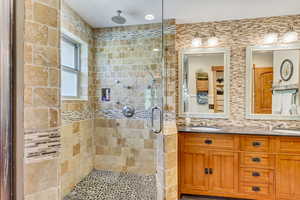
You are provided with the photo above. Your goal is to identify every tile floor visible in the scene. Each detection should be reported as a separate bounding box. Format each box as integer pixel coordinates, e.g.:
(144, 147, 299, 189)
(64, 170, 156, 200)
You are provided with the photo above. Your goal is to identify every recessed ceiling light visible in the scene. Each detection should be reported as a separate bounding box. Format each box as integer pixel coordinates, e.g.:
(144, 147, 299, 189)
(145, 14, 155, 21)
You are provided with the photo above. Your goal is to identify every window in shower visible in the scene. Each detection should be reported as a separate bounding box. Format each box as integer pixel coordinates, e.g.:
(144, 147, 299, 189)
(61, 35, 81, 98)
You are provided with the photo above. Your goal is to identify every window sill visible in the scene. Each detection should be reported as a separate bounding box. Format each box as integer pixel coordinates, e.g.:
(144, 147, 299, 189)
(62, 98, 88, 102)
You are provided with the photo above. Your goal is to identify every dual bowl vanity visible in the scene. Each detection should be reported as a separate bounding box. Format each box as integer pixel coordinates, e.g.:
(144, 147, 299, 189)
(178, 126, 300, 200)
(178, 43, 300, 199)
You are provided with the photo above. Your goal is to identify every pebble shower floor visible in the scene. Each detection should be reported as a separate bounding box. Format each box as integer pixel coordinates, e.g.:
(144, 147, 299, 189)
(64, 170, 157, 200)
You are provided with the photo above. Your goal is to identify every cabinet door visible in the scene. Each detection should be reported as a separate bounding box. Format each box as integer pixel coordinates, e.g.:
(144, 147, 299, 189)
(180, 150, 209, 192)
(277, 155, 300, 200)
(209, 151, 239, 194)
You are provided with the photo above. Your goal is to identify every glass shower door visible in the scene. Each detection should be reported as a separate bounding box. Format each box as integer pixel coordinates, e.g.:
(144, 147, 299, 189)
(60, 0, 165, 199)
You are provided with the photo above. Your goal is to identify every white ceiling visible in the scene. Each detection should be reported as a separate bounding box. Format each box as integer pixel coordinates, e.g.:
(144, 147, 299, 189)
(66, 0, 300, 28)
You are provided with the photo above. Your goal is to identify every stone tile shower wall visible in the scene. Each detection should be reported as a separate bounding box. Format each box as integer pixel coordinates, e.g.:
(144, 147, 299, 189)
(92, 24, 167, 175)
(60, 1, 95, 197)
(23, 0, 61, 199)
(176, 15, 300, 128)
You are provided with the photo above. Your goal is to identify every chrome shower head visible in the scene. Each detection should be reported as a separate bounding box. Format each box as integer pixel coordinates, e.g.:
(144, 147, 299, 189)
(112, 10, 126, 25)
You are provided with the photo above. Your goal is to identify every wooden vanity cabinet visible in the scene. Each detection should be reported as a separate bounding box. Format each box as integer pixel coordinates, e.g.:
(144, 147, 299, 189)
(179, 133, 300, 200)
(179, 133, 239, 198)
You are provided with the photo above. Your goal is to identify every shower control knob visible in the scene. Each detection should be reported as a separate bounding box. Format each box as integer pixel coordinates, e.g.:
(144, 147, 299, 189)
(122, 105, 135, 118)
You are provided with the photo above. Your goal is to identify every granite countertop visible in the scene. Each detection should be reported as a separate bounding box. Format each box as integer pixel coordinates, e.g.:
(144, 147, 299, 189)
(178, 126, 300, 137)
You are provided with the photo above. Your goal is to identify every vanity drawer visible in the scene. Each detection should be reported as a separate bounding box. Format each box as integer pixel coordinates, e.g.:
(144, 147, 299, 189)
(240, 153, 275, 169)
(239, 183, 274, 197)
(240, 168, 274, 184)
(240, 136, 270, 152)
(182, 133, 235, 150)
(277, 137, 300, 154)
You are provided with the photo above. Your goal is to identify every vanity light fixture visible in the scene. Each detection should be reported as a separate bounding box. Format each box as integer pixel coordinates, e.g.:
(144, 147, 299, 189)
(145, 14, 155, 21)
(207, 37, 219, 47)
(264, 32, 278, 44)
(192, 32, 202, 47)
(207, 26, 219, 47)
(153, 48, 160, 52)
(283, 25, 298, 43)
(264, 27, 278, 44)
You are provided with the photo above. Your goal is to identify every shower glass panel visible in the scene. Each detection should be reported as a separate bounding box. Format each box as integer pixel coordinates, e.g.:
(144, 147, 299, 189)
(60, 0, 165, 199)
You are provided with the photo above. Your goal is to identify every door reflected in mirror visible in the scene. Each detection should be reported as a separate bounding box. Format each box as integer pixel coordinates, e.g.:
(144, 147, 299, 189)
(180, 48, 230, 118)
(247, 45, 300, 120)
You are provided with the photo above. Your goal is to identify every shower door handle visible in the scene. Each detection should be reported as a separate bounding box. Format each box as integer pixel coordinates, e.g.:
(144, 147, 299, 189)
(151, 106, 163, 134)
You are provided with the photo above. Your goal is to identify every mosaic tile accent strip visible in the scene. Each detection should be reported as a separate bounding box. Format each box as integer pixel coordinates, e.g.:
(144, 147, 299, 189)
(24, 128, 60, 162)
(62, 110, 94, 124)
(64, 170, 156, 200)
(94, 24, 176, 41)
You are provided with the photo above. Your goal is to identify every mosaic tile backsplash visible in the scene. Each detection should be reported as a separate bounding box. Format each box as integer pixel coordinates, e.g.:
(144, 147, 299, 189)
(176, 15, 300, 128)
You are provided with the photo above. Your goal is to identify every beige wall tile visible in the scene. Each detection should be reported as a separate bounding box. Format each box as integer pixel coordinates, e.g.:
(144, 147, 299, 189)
(25, 187, 59, 200)
(24, 44, 33, 64)
(25, 21, 48, 45)
(24, 0, 33, 20)
(37, 0, 59, 9)
(24, 108, 49, 130)
(49, 68, 59, 87)
(33, 46, 59, 67)
(73, 144, 80, 156)
(33, 88, 59, 106)
(33, 2, 58, 27)
(61, 161, 69, 176)
(24, 65, 48, 86)
(50, 108, 59, 127)
(24, 159, 59, 195)
(24, 87, 33, 105)
(48, 28, 59, 47)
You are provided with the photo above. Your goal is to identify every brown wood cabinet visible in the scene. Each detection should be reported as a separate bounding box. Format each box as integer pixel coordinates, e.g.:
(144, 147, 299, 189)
(179, 132, 300, 200)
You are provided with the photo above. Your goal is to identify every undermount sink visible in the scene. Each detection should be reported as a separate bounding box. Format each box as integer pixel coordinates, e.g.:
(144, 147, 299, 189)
(189, 127, 222, 132)
(273, 129, 300, 135)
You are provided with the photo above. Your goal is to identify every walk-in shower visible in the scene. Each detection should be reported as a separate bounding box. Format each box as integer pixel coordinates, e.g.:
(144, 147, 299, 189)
(60, 0, 166, 199)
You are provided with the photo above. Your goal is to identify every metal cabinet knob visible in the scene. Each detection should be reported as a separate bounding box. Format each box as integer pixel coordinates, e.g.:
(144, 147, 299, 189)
(252, 157, 261, 162)
(252, 172, 261, 177)
(252, 141, 261, 147)
(204, 139, 213, 144)
(252, 186, 261, 192)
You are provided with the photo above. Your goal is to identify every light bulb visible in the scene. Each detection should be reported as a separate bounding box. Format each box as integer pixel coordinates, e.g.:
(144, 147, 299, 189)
(283, 31, 298, 43)
(192, 37, 202, 47)
(263, 33, 278, 44)
(207, 37, 219, 47)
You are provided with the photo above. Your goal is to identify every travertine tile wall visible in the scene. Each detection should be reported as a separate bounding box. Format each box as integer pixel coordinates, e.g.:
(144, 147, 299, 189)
(92, 23, 166, 175)
(23, 0, 61, 199)
(162, 20, 179, 200)
(176, 15, 300, 128)
(60, 1, 95, 197)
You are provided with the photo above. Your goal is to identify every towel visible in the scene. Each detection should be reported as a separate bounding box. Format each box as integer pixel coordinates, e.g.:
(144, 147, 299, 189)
(281, 93, 293, 115)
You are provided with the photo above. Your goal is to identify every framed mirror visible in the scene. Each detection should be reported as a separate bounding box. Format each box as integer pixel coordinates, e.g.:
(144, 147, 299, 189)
(179, 48, 230, 118)
(246, 44, 300, 120)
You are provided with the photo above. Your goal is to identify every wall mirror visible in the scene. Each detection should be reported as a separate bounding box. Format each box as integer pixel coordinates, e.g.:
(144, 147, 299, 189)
(246, 44, 300, 120)
(179, 48, 230, 118)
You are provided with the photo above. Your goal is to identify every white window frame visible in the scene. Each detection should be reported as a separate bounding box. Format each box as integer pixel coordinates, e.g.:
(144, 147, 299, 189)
(61, 35, 81, 99)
